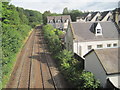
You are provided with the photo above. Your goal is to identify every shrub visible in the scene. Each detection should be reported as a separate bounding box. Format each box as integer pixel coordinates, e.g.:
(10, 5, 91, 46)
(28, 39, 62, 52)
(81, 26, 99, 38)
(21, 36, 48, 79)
(43, 24, 100, 89)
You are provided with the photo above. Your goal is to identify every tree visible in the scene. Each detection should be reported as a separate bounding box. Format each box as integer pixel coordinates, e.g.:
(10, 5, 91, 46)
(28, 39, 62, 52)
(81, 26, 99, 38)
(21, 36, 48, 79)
(63, 7, 69, 15)
(2, 2, 43, 88)
(42, 11, 51, 25)
(24, 9, 42, 27)
(16, 7, 29, 24)
(42, 11, 61, 25)
(69, 9, 83, 21)
(43, 25, 62, 54)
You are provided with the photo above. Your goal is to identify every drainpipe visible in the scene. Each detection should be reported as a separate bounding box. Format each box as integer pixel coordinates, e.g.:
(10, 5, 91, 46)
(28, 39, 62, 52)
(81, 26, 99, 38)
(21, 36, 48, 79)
(77, 40, 79, 54)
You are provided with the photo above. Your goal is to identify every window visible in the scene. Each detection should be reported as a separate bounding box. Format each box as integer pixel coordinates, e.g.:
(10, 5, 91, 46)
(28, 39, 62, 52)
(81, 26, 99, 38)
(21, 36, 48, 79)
(88, 45, 92, 50)
(113, 43, 117, 47)
(107, 44, 111, 47)
(97, 29, 101, 34)
(50, 20, 53, 23)
(97, 44, 103, 48)
(58, 20, 61, 23)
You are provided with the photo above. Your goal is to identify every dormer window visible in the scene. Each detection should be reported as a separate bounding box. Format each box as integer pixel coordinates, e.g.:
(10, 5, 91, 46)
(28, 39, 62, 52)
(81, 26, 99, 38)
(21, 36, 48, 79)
(50, 20, 53, 23)
(95, 23, 102, 36)
(58, 20, 61, 23)
(97, 29, 101, 34)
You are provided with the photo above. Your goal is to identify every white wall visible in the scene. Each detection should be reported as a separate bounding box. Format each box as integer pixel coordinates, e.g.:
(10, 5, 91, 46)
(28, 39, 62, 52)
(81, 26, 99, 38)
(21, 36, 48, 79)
(74, 40, 119, 57)
(85, 51, 107, 87)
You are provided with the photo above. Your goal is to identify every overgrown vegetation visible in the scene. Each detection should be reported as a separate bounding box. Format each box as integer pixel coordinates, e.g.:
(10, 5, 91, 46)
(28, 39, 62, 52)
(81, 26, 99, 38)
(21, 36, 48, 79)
(43, 24, 100, 89)
(1, 2, 42, 88)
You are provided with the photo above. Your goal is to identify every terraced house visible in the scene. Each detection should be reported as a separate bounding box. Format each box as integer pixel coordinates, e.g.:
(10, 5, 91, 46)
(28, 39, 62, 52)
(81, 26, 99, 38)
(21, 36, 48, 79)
(47, 15, 71, 31)
(76, 11, 113, 22)
(65, 21, 120, 57)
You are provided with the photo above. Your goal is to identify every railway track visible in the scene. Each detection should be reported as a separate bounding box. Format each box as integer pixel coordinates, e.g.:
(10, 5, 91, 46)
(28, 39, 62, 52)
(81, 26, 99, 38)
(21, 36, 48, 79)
(6, 26, 69, 89)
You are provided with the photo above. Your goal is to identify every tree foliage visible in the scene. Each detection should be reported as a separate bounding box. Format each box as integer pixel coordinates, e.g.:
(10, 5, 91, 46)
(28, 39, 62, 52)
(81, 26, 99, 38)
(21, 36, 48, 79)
(63, 7, 69, 15)
(43, 24, 62, 54)
(24, 9, 42, 27)
(2, 2, 43, 88)
(62, 7, 84, 21)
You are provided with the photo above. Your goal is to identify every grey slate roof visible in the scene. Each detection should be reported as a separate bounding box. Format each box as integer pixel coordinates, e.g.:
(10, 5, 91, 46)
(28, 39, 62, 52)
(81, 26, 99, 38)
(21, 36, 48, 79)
(100, 11, 110, 21)
(71, 21, 120, 42)
(82, 13, 89, 19)
(89, 12, 99, 21)
(94, 48, 120, 74)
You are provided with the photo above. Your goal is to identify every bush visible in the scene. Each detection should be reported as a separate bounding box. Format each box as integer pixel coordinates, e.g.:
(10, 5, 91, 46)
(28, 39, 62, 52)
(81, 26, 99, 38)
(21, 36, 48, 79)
(43, 25, 62, 54)
(43, 24, 100, 89)
(78, 71, 100, 89)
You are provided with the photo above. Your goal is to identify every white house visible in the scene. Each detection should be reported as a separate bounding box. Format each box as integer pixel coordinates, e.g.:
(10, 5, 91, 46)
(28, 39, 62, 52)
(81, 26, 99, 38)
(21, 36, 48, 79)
(84, 48, 120, 89)
(65, 21, 120, 57)
(47, 15, 71, 31)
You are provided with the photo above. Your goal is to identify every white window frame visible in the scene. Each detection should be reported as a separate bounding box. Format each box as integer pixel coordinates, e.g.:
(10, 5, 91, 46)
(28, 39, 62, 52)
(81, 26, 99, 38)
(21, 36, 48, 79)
(58, 20, 61, 23)
(97, 44, 103, 48)
(88, 45, 92, 50)
(107, 44, 111, 48)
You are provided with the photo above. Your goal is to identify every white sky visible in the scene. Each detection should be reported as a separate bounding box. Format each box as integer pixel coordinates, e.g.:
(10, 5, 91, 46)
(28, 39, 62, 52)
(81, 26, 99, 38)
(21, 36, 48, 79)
(9, 0, 120, 13)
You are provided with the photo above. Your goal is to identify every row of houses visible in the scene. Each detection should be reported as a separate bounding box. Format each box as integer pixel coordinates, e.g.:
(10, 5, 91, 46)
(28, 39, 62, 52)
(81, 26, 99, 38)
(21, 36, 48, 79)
(47, 8, 120, 89)
(76, 9, 120, 26)
(76, 11, 112, 22)
(47, 15, 71, 31)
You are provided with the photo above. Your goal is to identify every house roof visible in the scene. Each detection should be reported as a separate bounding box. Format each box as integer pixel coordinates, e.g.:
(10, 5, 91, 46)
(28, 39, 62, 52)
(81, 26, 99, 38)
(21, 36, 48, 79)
(82, 13, 89, 19)
(94, 48, 120, 74)
(108, 75, 120, 89)
(84, 48, 120, 74)
(47, 15, 71, 22)
(89, 12, 99, 21)
(71, 21, 120, 42)
(100, 11, 111, 21)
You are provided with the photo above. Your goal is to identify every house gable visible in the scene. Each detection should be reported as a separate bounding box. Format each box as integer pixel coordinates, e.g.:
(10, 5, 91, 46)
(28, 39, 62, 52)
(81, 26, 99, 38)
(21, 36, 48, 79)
(84, 50, 107, 87)
(65, 22, 75, 52)
(95, 23, 102, 36)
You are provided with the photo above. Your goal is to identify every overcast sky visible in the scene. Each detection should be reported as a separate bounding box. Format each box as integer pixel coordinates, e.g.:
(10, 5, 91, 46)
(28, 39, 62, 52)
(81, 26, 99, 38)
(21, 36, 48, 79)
(10, 0, 120, 13)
